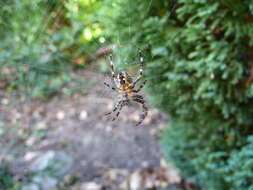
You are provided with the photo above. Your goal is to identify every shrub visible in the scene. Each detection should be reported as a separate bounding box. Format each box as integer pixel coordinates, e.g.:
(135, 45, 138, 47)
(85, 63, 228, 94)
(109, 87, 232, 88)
(0, 163, 17, 190)
(99, 0, 253, 189)
(0, 0, 109, 98)
(0, 0, 77, 98)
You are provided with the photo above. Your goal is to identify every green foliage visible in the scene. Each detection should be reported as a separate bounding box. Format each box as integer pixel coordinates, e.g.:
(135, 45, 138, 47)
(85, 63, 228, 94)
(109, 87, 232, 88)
(224, 136, 253, 189)
(0, 163, 17, 190)
(98, 0, 253, 189)
(0, 0, 79, 98)
(0, 0, 110, 98)
(64, 0, 107, 55)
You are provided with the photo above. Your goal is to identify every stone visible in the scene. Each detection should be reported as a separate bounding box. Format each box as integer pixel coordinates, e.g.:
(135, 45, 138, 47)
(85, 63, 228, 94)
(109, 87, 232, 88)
(26, 151, 73, 190)
(129, 171, 143, 190)
(33, 176, 57, 190)
(21, 184, 40, 190)
(79, 110, 88, 120)
(30, 151, 55, 171)
(36, 122, 48, 130)
(26, 136, 37, 146)
(1, 98, 9, 105)
(30, 151, 73, 177)
(24, 151, 39, 162)
(56, 111, 65, 120)
(80, 182, 102, 190)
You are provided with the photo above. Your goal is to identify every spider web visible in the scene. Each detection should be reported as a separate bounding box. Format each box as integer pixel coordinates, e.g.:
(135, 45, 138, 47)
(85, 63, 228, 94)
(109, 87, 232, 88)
(90, 0, 157, 102)
(0, 0, 174, 179)
(0, 0, 174, 107)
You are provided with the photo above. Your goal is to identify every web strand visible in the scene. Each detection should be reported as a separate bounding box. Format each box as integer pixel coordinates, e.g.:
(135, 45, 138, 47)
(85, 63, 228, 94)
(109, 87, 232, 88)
(1, 0, 166, 97)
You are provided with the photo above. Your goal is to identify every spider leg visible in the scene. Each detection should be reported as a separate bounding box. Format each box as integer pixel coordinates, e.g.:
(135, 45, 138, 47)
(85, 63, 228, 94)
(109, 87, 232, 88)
(104, 82, 116, 91)
(132, 94, 144, 100)
(109, 54, 117, 84)
(105, 101, 121, 115)
(132, 49, 144, 88)
(132, 80, 147, 93)
(112, 101, 126, 121)
(132, 95, 148, 126)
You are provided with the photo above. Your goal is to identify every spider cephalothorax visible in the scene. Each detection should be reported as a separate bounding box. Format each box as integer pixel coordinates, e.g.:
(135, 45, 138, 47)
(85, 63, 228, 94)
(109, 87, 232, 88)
(104, 50, 148, 126)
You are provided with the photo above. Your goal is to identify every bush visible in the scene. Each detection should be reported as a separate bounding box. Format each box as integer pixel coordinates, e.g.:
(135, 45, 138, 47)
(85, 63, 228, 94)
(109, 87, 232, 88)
(0, 163, 17, 190)
(99, 0, 253, 189)
(0, 0, 78, 98)
(0, 0, 110, 98)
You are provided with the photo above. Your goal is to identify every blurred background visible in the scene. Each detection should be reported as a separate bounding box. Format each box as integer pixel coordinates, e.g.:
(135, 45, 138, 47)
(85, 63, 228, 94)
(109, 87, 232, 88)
(2, 0, 253, 190)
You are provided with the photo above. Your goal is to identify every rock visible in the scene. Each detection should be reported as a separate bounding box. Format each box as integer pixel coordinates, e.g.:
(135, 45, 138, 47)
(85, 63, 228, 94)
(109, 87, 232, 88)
(166, 169, 181, 184)
(33, 176, 58, 190)
(107, 101, 114, 110)
(30, 151, 73, 177)
(24, 151, 39, 162)
(30, 151, 55, 171)
(141, 161, 149, 168)
(160, 159, 181, 184)
(105, 125, 112, 133)
(21, 183, 40, 190)
(103, 169, 121, 181)
(80, 182, 102, 190)
(79, 110, 88, 120)
(1, 98, 9, 105)
(56, 111, 65, 120)
(160, 158, 169, 168)
(120, 163, 182, 190)
(25, 151, 73, 190)
(26, 136, 37, 146)
(159, 185, 183, 190)
(36, 122, 48, 130)
(15, 111, 22, 119)
(132, 112, 140, 122)
(43, 177, 58, 189)
(128, 171, 143, 190)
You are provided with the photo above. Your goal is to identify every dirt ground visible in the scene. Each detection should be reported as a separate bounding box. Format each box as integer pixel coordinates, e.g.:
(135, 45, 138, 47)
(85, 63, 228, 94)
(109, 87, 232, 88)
(0, 70, 185, 189)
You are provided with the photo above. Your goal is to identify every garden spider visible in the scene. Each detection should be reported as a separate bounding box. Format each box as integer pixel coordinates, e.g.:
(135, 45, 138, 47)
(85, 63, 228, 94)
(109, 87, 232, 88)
(104, 50, 148, 126)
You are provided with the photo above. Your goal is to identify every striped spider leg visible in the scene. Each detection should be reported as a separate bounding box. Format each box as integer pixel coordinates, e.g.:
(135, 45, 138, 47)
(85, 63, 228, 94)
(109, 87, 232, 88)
(131, 94, 148, 126)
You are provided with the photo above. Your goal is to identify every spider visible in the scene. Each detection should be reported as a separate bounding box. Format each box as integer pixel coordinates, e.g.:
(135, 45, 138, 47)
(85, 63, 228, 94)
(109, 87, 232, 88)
(104, 50, 148, 126)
